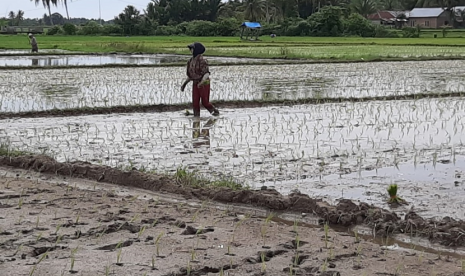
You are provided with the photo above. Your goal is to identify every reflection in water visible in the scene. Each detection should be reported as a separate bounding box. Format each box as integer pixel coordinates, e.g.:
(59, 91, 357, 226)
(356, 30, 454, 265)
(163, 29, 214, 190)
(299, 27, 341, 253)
(32, 59, 38, 66)
(261, 77, 334, 100)
(0, 54, 272, 67)
(192, 119, 217, 148)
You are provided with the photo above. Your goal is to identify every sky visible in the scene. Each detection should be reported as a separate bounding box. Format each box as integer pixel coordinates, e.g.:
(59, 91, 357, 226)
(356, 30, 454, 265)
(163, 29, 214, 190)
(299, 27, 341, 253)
(2, 0, 152, 21)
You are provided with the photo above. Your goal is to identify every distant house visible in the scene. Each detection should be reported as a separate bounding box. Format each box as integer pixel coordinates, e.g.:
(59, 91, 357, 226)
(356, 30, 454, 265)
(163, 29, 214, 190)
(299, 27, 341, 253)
(408, 8, 449, 28)
(367, 11, 409, 28)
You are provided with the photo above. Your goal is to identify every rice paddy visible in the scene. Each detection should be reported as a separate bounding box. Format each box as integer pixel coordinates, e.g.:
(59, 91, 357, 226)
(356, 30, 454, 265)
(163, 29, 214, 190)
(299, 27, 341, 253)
(1, 39, 465, 223)
(1, 60, 465, 113)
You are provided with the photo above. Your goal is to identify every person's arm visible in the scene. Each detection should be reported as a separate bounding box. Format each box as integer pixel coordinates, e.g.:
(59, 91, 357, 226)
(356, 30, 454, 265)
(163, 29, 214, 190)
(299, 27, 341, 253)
(198, 58, 210, 87)
(181, 77, 191, 92)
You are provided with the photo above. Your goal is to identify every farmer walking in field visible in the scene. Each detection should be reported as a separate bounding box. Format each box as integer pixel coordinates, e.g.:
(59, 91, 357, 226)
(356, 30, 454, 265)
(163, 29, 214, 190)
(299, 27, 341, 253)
(181, 42, 219, 117)
(28, 33, 38, 53)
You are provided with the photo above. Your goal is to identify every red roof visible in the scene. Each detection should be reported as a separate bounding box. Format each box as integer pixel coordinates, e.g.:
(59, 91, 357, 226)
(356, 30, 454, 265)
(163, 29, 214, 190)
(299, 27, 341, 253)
(368, 11, 396, 20)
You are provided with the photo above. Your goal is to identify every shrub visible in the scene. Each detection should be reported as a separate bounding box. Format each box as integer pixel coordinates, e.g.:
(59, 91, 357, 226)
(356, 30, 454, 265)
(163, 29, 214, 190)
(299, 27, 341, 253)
(402, 27, 420, 38)
(216, 18, 240, 36)
(154, 25, 177, 36)
(344, 13, 375, 37)
(101, 24, 122, 36)
(307, 6, 344, 36)
(63, 23, 77, 35)
(46, 26, 63, 35)
(81, 21, 102, 35)
(374, 25, 399, 38)
(185, 20, 217, 36)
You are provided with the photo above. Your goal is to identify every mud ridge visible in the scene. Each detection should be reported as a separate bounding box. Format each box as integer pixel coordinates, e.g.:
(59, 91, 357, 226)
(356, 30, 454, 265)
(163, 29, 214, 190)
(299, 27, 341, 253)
(1, 154, 465, 248)
(0, 92, 463, 120)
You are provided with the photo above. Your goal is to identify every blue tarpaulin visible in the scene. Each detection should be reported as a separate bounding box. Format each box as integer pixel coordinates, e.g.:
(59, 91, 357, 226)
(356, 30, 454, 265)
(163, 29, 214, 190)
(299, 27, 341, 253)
(241, 22, 262, 29)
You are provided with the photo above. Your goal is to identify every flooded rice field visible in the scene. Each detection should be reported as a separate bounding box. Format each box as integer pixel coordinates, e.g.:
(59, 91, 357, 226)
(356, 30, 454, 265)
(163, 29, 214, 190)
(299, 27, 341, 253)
(0, 54, 280, 67)
(0, 49, 77, 54)
(1, 60, 465, 112)
(1, 98, 464, 220)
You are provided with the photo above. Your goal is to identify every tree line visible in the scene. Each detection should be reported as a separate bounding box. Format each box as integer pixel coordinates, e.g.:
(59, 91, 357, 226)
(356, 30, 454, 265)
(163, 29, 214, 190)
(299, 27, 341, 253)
(5, 0, 465, 37)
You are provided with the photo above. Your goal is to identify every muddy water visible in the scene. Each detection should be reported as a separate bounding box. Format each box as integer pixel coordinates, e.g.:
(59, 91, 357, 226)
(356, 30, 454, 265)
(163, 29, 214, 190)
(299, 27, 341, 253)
(1, 98, 465, 219)
(0, 54, 277, 67)
(2, 60, 465, 112)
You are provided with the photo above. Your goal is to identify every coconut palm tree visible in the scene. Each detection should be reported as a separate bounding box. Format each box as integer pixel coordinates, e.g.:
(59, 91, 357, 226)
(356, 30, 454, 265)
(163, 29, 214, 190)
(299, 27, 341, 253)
(31, 0, 58, 25)
(8, 11, 15, 21)
(350, 0, 376, 18)
(242, 0, 266, 21)
(60, 0, 70, 20)
(16, 10, 25, 26)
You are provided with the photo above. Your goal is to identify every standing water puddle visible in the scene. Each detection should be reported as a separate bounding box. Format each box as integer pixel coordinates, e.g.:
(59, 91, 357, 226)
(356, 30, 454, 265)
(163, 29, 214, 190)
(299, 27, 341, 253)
(270, 156, 465, 220)
(0, 54, 279, 67)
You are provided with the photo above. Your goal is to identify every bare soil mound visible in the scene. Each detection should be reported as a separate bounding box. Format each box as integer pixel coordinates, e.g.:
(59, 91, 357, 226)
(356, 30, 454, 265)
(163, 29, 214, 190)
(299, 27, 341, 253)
(1, 154, 465, 249)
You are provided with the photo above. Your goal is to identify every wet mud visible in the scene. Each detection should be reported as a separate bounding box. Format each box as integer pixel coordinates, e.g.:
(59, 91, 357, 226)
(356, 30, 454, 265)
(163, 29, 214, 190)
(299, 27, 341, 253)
(1, 165, 464, 276)
(0, 92, 462, 120)
(1, 154, 465, 250)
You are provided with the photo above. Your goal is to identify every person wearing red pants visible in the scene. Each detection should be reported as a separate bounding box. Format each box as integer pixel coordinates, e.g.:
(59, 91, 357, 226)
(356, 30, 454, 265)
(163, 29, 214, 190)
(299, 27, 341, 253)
(181, 42, 219, 117)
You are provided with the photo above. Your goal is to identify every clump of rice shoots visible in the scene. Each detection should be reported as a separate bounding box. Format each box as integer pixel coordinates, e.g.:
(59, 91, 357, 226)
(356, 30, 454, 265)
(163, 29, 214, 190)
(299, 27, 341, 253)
(387, 184, 404, 204)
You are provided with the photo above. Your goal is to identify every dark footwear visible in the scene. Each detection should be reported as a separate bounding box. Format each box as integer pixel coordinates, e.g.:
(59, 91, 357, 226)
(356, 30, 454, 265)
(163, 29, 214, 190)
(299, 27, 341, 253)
(193, 110, 200, 117)
(211, 108, 219, 116)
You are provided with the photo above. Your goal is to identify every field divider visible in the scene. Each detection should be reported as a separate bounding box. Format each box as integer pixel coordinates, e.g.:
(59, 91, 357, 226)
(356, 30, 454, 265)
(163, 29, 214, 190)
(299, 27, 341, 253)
(0, 92, 463, 120)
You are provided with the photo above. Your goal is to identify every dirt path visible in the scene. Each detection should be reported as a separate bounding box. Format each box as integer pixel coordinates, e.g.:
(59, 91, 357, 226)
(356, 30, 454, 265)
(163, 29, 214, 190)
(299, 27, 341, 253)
(1, 166, 465, 276)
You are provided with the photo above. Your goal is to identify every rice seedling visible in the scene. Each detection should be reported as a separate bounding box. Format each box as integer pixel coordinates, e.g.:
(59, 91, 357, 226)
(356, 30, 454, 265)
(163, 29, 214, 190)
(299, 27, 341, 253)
(69, 246, 79, 273)
(323, 222, 330, 249)
(55, 223, 63, 235)
(116, 242, 123, 266)
(151, 255, 156, 270)
(260, 252, 266, 273)
(155, 232, 164, 256)
(138, 225, 146, 239)
(387, 184, 404, 204)
(187, 260, 191, 276)
(29, 251, 48, 276)
(17, 197, 23, 209)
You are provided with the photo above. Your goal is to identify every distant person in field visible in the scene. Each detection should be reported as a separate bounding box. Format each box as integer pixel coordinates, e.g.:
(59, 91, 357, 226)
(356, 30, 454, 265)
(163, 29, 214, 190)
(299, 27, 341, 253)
(181, 42, 219, 117)
(28, 33, 38, 53)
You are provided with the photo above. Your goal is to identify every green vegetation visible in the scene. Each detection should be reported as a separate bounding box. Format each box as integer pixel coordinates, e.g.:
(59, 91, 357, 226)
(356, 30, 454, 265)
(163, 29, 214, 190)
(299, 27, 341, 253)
(0, 143, 29, 157)
(3, 35, 465, 61)
(387, 184, 404, 204)
(175, 166, 246, 190)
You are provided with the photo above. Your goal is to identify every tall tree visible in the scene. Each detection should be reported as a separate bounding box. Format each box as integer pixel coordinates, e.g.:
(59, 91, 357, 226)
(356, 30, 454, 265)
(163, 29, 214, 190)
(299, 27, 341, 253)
(60, 0, 70, 20)
(8, 11, 15, 21)
(242, 0, 266, 21)
(114, 5, 141, 35)
(205, 0, 225, 21)
(31, 0, 58, 25)
(378, 0, 400, 10)
(350, 0, 376, 18)
(16, 10, 25, 26)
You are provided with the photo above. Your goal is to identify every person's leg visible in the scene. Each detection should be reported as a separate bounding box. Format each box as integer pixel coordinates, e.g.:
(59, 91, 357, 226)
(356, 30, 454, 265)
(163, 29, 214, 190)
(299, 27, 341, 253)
(192, 83, 201, 117)
(199, 84, 219, 116)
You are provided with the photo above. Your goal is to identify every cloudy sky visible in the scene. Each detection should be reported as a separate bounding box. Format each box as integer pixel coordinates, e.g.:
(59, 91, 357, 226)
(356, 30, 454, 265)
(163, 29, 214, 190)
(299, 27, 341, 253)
(3, 0, 151, 20)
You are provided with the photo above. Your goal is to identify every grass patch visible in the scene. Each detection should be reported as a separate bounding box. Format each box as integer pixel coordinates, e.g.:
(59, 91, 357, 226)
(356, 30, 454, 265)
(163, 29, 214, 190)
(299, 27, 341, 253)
(2, 35, 465, 60)
(0, 143, 30, 157)
(175, 166, 246, 190)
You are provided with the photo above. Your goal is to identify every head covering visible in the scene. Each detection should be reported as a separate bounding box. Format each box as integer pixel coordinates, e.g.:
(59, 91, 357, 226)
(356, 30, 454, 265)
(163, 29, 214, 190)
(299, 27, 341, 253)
(28, 33, 33, 37)
(187, 42, 205, 58)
